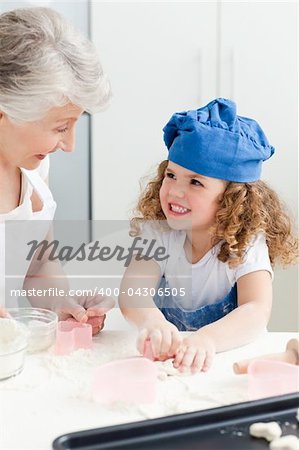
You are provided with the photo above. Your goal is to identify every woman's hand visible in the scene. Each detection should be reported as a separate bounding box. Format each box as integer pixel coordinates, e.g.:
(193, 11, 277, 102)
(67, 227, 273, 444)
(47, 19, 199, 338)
(54, 294, 115, 335)
(0, 307, 10, 318)
(173, 332, 216, 373)
(137, 318, 182, 360)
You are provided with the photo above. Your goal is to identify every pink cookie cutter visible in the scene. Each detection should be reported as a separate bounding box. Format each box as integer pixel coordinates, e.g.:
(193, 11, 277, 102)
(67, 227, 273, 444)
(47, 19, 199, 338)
(93, 357, 158, 404)
(248, 359, 299, 400)
(55, 321, 93, 355)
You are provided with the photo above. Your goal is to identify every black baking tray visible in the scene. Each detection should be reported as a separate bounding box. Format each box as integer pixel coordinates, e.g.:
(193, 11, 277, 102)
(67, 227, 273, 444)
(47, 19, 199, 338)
(53, 393, 299, 450)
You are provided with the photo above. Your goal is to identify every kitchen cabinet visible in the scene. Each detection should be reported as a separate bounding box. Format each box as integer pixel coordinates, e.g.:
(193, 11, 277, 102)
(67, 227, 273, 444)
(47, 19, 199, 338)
(91, 1, 297, 219)
(219, 1, 297, 214)
(91, 2, 218, 220)
(218, 1, 298, 332)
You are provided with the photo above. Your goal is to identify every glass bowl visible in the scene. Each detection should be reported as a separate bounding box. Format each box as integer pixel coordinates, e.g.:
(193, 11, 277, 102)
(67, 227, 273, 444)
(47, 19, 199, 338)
(0, 342, 28, 381)
(7, 308, 58, 353)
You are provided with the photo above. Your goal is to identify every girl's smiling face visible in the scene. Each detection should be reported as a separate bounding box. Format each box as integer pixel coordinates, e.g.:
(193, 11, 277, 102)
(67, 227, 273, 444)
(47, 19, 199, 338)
(0, 103, 83, 170)
(159, 161, 228, 231)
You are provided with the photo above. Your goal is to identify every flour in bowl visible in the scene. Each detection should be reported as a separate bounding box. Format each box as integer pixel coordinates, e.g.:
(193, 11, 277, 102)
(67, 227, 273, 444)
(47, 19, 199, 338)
(0, 318, 28, 380)
(0, 318, 28, 354)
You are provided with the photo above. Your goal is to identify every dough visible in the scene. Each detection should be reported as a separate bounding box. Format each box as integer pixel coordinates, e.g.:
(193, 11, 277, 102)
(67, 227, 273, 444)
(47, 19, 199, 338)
(249, 422, 282, 442)
(155, 359, 190, 380)
(269, 435, 299, 450)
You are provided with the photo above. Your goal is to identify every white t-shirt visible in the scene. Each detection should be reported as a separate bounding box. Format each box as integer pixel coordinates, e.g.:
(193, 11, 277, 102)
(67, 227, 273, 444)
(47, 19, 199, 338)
(142, 223, 273, 310)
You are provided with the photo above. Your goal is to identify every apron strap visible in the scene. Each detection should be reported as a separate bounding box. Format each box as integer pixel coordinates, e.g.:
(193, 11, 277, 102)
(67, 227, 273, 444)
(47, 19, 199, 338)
(21, 168, 54, 205)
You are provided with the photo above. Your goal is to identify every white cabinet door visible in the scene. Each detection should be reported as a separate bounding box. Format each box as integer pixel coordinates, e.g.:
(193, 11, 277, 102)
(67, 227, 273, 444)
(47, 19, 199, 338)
(91, 2, 217, 220)
(219, 1, 298, 331)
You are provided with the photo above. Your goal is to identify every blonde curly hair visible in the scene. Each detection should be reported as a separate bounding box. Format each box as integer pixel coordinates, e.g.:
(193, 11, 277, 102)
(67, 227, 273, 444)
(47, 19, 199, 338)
(131, 160, 298, 268)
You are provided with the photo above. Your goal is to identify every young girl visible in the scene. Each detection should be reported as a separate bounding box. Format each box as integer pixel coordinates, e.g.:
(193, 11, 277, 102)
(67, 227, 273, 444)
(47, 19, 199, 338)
(119, 98, 297, 373)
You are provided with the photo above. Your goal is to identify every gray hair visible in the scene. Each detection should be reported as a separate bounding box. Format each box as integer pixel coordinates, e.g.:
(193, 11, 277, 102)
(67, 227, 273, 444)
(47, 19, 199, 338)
(0, 7, 111, 123)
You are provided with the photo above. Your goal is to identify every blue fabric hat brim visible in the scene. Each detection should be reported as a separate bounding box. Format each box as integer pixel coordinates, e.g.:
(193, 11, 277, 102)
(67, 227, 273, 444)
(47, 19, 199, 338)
(163, 99, 275, 183)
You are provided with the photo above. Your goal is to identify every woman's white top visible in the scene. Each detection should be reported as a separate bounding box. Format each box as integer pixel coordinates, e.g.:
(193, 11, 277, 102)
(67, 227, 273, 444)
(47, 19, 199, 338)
(0, 156, 57, 307)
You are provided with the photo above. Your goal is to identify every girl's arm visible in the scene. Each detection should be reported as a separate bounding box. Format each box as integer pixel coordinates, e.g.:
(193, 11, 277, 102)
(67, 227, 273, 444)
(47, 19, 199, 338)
(200, 269, 272, 350)
(119, 258, 182, 357)
(174, 270, 272, 372)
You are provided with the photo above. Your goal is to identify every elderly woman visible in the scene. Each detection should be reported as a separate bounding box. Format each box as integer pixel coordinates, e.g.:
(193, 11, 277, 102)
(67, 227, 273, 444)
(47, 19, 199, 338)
(0, 7, 114, 333)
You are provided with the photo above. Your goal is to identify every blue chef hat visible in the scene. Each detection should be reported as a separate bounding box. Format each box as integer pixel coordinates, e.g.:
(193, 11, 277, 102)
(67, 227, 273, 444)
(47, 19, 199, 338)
(163, 98, 275, 182)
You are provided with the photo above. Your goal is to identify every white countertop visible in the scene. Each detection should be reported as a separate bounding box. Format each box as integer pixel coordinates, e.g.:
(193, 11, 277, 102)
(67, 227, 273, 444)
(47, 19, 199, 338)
(0, 331, 297, 450)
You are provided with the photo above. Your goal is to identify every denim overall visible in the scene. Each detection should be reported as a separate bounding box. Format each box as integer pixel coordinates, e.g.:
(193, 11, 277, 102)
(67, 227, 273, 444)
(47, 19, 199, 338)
(153, 242, 238, 331)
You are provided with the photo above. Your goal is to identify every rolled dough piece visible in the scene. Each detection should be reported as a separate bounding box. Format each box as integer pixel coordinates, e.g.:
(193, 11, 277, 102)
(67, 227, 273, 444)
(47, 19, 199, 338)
(249, 422, 282, 442)
(269, 435, 299, 450)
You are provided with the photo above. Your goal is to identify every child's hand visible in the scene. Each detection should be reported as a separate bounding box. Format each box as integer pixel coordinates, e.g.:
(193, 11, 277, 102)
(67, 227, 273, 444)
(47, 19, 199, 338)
(173, 333, 216, 373)
(137, 318, 182, 360)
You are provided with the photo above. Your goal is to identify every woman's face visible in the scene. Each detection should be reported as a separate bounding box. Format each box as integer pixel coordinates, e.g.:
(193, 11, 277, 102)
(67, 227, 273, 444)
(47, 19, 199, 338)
(159, 161, 228, 232)
(0, 103, 83, 170)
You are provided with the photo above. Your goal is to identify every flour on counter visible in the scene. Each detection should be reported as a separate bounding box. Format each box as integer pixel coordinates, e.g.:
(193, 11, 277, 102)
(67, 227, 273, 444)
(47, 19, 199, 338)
(0, 330, 251, 420)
